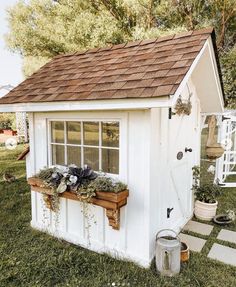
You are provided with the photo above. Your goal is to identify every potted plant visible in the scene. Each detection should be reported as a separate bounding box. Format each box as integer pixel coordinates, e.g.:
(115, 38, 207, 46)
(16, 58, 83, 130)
(28, 165, 129, 230)
(194, 184, 221, 221)
(213, 210, 235, 225)
(3, 130, 17, 136)
(0, 113, 17, 136)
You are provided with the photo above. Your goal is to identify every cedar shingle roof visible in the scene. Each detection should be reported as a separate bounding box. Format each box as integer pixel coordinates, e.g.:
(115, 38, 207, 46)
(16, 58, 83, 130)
(0, 27, 215, 104)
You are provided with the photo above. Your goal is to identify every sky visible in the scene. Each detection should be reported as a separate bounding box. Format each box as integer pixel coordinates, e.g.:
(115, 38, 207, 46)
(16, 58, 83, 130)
(0, 0, 23, 90)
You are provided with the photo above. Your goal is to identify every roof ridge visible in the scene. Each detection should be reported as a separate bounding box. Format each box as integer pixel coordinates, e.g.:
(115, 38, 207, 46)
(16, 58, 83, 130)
(53, 27, 214, 60)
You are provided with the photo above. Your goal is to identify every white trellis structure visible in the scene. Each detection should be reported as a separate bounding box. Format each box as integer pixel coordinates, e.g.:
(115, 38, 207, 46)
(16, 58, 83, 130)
(16, 112, 28, 143)
(214, 111, 236, 187)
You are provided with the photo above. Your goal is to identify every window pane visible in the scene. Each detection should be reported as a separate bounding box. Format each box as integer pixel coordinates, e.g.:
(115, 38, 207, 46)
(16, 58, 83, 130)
(102, 149, 119, 174)
(84, 147, 99, 170)
(51, 121, 64, 143)
(52, 145, 65, 165)
(67, 146, 81, 166)
(102, 122, 119, 147)
(67, 122, 81, 145)
(83, 122, 99, 146)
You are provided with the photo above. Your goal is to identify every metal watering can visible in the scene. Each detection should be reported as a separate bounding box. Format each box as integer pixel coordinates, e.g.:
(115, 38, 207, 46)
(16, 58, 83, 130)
(155, 229, 181, 276)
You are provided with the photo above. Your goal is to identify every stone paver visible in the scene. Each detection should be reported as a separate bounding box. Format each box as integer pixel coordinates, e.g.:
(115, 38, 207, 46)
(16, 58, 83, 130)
(217, 229, 236, 244)
(179, 233, 206, 252)
(183, 220, 213, 236)
(208, 243, 236, 266)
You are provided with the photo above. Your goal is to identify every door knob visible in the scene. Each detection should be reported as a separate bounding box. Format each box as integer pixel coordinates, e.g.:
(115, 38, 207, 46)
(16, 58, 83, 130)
(185, 147, 192, 153)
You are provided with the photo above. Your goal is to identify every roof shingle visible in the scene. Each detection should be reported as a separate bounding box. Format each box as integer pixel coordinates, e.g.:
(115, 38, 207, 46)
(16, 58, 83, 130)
(0, 28, 215, 104)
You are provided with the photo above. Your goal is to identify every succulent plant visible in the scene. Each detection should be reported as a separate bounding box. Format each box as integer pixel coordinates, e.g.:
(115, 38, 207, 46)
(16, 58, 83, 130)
(57, 182, 67, 194)
(36, 165, 127, 203)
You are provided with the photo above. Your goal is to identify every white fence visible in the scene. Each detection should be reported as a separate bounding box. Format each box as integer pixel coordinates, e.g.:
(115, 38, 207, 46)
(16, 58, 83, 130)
(215, 113, 236, 187)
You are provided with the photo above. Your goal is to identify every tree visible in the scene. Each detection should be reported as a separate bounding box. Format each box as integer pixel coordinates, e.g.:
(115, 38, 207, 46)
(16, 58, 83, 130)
(6, 0, 130, 75)
(5, 0, 236, 106)
(154, 0, 236, 106)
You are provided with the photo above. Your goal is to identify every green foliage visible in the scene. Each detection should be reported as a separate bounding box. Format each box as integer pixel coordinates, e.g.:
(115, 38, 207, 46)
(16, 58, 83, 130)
(23, 55, 50, 77)
(5, 0, 127, 57)
(80, 175, 127, 194)
(37, 167, 54, 181)
(192, 165, 222, 203)
(0, 113, 16, 130)
(220, 46, 236, 107)
(155, 0, 210, 30)
(194, 183, 221, 204)
(2, 144, 236, 286)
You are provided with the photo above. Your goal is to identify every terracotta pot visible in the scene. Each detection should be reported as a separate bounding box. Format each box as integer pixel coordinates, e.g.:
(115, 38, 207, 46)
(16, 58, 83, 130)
(181, 242, 189, 262)
(194, 200, 218, 221)
(3, 129, 17, 136)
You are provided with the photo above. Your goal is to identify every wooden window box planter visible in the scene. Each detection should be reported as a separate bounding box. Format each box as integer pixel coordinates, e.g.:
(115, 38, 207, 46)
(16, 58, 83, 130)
(28, 177, 129, 230)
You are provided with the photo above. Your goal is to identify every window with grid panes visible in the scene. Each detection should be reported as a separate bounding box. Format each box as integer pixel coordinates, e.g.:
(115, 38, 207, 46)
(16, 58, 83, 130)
(50, 121, 119, 174)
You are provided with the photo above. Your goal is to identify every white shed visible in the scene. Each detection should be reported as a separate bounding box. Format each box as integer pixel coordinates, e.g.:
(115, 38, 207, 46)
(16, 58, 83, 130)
(0, 28, 224, 267)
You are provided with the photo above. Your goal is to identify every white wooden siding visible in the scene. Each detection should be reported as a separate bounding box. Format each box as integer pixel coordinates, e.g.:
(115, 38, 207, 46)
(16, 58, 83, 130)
(29, 81, 201, 267)
(30, 110, 151, 267)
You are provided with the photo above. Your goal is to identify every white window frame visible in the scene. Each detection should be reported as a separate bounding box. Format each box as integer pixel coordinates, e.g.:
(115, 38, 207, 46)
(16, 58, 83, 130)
(46, 111, 128, 180)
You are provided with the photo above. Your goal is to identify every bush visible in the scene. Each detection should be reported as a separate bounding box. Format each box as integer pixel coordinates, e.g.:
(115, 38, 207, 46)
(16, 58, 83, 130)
(0, 113, 16, 130)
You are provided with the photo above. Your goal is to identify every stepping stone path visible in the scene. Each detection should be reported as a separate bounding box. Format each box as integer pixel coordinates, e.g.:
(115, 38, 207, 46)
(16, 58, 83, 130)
(217, 229, 236, 244)
(183, 220, 213, 236)
(208, 243, 236, 267)
(179, 233, 206, 252)
(181, 220, 236, 267)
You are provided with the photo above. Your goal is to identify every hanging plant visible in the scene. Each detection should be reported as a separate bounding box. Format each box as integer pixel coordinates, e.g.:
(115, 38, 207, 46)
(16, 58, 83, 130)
(174, 96, 192, 116)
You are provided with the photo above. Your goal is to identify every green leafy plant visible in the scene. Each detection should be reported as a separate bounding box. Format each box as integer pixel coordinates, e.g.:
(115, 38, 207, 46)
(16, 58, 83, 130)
(81, 176, 127, 194)
(194, 183, 221, 203)
(192, 165, 221, 203)
(35, 165, 127, 241)
(0, 113, 15, 130)
(36, 165, 127, 209)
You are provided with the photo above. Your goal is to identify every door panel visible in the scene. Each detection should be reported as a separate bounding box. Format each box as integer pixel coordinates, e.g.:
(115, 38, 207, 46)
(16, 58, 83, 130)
(165, 94, 200, 227)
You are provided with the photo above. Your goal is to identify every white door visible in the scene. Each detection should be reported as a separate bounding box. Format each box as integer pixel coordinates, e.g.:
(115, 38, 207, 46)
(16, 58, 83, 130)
(162, 96, 200, 229)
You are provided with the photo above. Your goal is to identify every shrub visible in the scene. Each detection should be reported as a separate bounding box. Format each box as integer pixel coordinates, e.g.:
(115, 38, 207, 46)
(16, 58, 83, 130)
(0, 113, 15, 130)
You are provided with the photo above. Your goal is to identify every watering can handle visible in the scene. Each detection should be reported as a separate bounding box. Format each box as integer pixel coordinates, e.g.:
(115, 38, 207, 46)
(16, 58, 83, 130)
(156, 229, 179, 241)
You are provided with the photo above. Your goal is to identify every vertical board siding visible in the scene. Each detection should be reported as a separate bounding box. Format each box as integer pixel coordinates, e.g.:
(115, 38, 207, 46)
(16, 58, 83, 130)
(148, 108, 162, 258)
(67, 200, 84, 239)
(28, 113, 37, 225)
(125, 111, 150, 261)
(31, 110, 151, 267)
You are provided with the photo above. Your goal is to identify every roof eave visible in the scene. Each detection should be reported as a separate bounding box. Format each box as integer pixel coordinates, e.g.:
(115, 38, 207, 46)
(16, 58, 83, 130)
(170, 36, 225, 113)
(0, 96, 171, 113)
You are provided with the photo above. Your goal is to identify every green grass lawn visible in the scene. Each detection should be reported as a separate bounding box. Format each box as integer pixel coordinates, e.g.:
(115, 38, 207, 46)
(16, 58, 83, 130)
(1, 146, 236, 287)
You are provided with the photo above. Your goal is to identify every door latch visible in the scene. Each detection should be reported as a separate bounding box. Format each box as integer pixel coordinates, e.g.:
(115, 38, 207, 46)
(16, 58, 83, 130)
(185, 147, 193, 153)
(167, 207, 174, 218)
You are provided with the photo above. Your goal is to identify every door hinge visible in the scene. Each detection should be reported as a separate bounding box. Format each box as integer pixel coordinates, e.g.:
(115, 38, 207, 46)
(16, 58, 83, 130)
(168, 108, 176, 119)
(222, 116, 231, 121)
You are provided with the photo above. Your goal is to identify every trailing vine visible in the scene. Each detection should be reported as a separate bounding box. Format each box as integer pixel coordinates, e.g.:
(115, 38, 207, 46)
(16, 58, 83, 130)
(35, 165, 127, 236)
